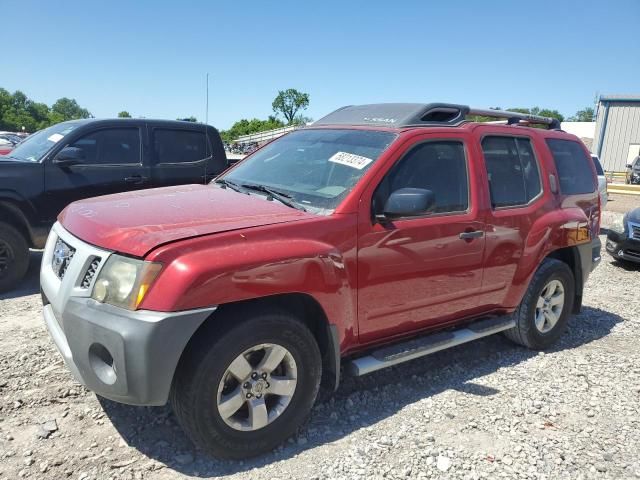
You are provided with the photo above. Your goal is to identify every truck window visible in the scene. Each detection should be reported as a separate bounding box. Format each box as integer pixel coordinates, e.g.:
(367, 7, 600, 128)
(481, 136, 541, 208)
(546, 139, 596, 194)
(69, 128, 141, 165)
(375, 141, 469, 214)
(153, 129, 207, 164)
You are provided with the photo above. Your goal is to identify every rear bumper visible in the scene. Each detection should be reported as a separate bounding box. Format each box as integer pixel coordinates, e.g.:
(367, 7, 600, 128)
(43, 296, 215, 406)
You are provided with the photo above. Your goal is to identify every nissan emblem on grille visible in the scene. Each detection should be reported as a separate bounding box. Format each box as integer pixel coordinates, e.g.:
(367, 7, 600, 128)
(52, 238, 75, 279)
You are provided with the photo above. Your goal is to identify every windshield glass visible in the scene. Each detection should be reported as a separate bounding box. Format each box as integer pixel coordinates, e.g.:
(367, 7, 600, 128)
(219, 129, 397, 214)
(8, 123, 80, 162)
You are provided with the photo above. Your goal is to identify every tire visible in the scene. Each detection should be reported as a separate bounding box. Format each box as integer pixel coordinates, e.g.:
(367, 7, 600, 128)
(503, 258, 575, 350)
(170, 308, 322, 459)
(0, 222, 29, 293)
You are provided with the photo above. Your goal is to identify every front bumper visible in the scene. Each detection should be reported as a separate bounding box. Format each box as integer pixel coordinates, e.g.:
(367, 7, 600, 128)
(41, 223, 216, 406)
(43, 297, 215, 406)
(606, 231, 640, 264)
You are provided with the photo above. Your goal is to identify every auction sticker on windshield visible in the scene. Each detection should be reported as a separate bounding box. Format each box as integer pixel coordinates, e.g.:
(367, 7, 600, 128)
(328, 151, 374, 170)
(47, 133, 64, 143)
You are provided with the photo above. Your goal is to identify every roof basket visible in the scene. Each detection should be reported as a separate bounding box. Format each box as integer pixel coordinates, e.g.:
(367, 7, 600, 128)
(314, 103, 561, 130)
(466, 107, 562, 130)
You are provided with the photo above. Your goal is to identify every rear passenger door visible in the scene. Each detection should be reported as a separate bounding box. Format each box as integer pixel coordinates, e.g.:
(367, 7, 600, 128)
(150, 127, 208, 187)
(477, 134, 548, 310)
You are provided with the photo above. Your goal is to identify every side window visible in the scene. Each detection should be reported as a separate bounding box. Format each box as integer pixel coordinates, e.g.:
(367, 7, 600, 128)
(481, 136, 542, 208)
(374, 141, 469, 215)
(153, 129, 207, 164)
(546, 139, 596, 194)
(69, 128, 141, 165)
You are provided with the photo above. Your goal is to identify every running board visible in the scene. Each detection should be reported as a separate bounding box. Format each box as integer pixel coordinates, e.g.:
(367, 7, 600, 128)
(348, 316, 515, 376)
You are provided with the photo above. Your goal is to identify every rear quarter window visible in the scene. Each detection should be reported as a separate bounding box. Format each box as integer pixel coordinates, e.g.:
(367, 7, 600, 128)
(546, 139, 596, 194)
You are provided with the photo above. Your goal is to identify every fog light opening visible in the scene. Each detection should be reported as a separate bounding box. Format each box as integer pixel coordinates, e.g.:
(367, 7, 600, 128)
(88, 343, 117, 385)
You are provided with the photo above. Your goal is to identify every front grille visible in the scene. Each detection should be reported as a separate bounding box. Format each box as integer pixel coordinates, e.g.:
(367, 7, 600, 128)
(81, 258, 101, 289)
(52, 238, 76, 280)
(625, 249, 640, 259)
(629, 222, 640, 240)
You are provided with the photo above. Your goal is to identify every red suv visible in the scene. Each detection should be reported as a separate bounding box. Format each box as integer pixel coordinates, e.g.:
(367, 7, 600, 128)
(41, 103, 601, 458)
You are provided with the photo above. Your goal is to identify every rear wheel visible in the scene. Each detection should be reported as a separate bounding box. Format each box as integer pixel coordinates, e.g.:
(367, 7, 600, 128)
(504, 258, 574, 349)
(0, 222, 29, 293)
(170, 309, 322, 459)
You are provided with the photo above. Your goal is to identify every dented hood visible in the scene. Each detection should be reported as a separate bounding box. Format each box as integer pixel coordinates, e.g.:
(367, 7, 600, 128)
(59, 184, 311, 257)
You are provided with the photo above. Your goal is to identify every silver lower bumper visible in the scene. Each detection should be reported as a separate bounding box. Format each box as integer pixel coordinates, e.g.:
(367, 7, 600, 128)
(43, 297, 215, 406)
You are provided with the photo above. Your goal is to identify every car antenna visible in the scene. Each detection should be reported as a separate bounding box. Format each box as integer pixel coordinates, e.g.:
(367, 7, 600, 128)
(204, 72, 210, 184)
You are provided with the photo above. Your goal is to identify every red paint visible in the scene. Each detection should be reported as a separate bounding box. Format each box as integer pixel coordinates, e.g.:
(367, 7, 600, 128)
(58, 184, 311, 257)
(59, 122, 599, 357)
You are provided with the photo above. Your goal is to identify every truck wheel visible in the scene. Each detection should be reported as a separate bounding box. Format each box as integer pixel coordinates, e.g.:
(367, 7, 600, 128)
(170, 309, 322, 459)
(0, 222, 29, 293)
(504, 258, 575, 350)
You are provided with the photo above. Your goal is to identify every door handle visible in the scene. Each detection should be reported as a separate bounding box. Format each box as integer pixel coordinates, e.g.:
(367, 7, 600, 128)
(459, 230, 484, 240)
(124, 175, 148, 185)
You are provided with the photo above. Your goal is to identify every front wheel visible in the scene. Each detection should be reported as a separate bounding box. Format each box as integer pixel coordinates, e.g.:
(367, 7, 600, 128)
(0, 222, 29, 293)
(504, 258, 575, 349)
(170, 309, 322, 459)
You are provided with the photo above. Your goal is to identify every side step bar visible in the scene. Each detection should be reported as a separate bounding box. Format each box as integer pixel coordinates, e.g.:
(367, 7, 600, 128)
(348, 316, 515, 376)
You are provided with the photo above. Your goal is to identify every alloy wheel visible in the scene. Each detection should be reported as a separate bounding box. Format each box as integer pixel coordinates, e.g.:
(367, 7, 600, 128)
(216, 343, 298, 432)
(534, 279, 565, 333)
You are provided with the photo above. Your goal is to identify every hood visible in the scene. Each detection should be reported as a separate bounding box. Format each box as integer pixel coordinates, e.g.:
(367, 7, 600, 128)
(59, 184, 312, 257)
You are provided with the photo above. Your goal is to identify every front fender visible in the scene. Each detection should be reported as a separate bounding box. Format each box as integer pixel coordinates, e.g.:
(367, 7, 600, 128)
(140, 216, 359, 348)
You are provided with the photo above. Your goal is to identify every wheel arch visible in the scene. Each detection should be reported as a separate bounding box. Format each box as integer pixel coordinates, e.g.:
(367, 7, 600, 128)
(545, 245, 585, 313)
(175, 293, 341, 394)
(0, 200, 33, 247)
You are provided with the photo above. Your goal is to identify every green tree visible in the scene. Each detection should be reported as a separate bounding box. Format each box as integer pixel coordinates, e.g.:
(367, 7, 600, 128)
(177, 116, 197, 122)
(220, 117, 285, 142)
(0, 88, 91, 132)
(272, 88, 309, 124)
(568, 107, 594, 122)
(118, 111, 131, 118)
(51, 97, 91, 121)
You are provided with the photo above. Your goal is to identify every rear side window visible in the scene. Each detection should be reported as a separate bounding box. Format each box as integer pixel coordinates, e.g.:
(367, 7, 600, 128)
(481, 136, 542, 208)
(374, 140, 469, 214)
(69, 128, 141, 165)
(546, 139, 596, 194)
(153, 129, 207, 164)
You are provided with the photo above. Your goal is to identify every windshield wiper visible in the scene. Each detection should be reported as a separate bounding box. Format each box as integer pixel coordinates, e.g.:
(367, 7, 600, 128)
(215, 178, 247, 194)
(240, 183, 307, 212)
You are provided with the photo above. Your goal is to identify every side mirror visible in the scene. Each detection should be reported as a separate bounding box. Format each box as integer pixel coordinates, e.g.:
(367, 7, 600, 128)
(378, 188, 435, 220)
(53, 146, 84, 166)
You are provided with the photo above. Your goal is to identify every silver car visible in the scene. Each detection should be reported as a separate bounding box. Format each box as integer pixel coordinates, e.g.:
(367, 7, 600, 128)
(591, 154, 608, 208)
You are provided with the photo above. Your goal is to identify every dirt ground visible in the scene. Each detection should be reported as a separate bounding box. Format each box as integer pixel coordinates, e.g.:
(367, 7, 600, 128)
(1, 195, 639, 480)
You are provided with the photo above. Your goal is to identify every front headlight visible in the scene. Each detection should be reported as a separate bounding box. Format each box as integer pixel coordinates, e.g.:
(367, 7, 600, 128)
(91, 255, 162, 310)
(609, 217, 626, 235)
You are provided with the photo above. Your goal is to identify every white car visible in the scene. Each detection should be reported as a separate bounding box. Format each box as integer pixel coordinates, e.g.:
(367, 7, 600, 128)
(591, 154, 608, 209)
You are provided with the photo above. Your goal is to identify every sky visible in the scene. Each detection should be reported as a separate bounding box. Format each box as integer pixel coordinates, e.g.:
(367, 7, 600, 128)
(2, 0, 639, 130)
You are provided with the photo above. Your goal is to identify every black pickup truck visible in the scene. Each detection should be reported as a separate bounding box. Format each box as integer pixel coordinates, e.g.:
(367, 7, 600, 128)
(0, 118, 228, 291)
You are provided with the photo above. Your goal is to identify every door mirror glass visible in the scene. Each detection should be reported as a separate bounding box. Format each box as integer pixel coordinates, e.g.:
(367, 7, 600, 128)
(53, 146, 85, 166)
(381, 188, 435, 219)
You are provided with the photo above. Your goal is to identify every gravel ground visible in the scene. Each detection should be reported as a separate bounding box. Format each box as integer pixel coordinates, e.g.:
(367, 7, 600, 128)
(1, 200, 639, 480)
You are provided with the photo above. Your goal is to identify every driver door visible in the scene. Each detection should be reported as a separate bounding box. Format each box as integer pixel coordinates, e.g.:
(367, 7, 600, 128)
(357, 135, 487, 343)
(43, 126, 149, 222)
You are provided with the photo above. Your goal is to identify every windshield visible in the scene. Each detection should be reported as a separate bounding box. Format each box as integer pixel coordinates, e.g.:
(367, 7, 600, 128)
(218, 129, 397, 214)
(8, 123, 80, 162)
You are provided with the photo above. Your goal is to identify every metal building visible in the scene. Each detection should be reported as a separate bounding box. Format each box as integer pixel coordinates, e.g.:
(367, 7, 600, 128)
(593, 95, 640, 172)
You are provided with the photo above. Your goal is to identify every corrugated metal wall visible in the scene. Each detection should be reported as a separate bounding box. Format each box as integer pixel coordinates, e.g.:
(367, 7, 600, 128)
(593, 101, 640, 172)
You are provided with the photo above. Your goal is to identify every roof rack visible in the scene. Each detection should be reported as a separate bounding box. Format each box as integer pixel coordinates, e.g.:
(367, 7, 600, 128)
(314, 103, 561, 130)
